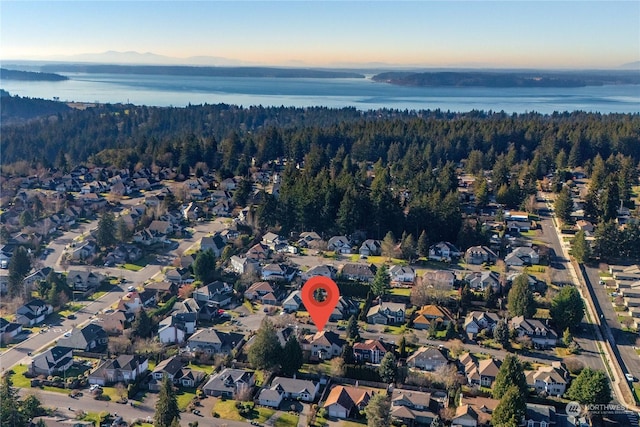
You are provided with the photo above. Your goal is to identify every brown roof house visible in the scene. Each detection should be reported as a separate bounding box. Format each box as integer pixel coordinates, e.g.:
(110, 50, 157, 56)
(302, 330, 345, 361)
(391, 389, 439, 427)
(323, 385, 374, 419)
(353, 339, 387, 364)
(459, 353, 501, 388)
(413, 305, 454, 330)
(406, 346, 448, 371)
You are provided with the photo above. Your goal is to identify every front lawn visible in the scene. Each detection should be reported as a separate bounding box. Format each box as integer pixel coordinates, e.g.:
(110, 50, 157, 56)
(188, 362, 215, 375)
(212, 399, 243, 421)
(389, 287, 411, 297)
(176, 389, 197, 410)
(122, 263, 143, 272)
(10, 364, 31, 388)
(275, 413, 300, 427)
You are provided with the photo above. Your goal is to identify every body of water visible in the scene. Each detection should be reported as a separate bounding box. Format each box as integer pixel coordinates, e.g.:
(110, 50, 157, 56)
(2, 72, 639, 114)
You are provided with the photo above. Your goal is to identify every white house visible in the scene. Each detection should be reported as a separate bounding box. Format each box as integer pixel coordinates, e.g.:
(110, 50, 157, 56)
(389, 265, 416, 285)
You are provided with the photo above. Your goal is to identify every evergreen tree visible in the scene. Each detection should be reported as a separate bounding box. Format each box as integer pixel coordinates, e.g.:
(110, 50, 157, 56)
(571, 230, 591, 263)
(371, 265, 390, 298)
(364, 393, 391, 427)
(281, 335, 303, 376)
(20, 394, 44, 420)
(550, 286, 585, 332)
(566, 368, 612, 406)
(154, 375, 180, 427)
(445, 321, 456, 340)
(0, 373, 24, 427)
(484, 285, 498, 309)
(47, 283, 62, 309)
(341, 343, 355, 364)
(381, 231, 397, 258)
(554, 186, 573, 224)
(346, 315, 360, 341)
(398, 336, 407, 358)
(417, 230, 429, 258)
(132, 309, 154, 339)
(460, 283, 473, 310)
(378, 352, 397, 383)
(600, 178, 620, 222)
(8, 246, 31, 298)
(507, 274, 536, 318)
(492, 355, 528, 399)
(247, 319, 281, 371)
(116, 218, 132, 243)
(563, 328, 574, 347)
(400, 233, 417, 261)
(492, 385, 526, 427)
(97, 211, 117, 248)
(494, 319, 510, 348)
(192, 249, 217, 284)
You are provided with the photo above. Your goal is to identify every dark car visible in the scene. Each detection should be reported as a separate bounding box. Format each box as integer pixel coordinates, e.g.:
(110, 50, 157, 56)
(67, 314, 76, 320)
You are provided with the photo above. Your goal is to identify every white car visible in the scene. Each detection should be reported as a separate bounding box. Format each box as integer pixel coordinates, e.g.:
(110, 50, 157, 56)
(127, 286, 135, 292)
(63, 330, 72, 337)
(625, 373, 636, 382)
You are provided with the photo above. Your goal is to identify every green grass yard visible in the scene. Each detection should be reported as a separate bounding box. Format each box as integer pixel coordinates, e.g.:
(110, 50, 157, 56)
(275, 413, 300, 427)
(176, 389, 197, 410)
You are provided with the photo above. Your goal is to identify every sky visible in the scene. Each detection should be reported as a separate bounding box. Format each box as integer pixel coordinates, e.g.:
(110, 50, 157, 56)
(1, 1, 639, 69)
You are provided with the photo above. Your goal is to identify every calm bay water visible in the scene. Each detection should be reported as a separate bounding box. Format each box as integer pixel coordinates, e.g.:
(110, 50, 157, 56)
(2, 72, 640, 114)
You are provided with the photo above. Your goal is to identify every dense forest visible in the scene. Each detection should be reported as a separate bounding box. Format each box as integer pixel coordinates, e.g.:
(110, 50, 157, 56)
(0, 91, 71, 124)
(1, 97, 639, 247)
(372, 70, 640, 87)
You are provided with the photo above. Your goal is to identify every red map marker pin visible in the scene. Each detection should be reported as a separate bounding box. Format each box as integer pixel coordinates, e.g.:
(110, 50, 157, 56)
(301, 276, 340, 331)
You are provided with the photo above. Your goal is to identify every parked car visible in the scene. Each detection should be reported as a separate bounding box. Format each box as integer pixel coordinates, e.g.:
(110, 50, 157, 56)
(625, 373, 636, 382)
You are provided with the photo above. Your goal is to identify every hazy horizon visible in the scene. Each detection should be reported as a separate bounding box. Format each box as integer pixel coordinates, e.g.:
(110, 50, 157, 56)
(1, 1, 639, 70)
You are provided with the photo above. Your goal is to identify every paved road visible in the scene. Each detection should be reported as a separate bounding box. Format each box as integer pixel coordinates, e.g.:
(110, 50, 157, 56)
(536, 199, 608, 373)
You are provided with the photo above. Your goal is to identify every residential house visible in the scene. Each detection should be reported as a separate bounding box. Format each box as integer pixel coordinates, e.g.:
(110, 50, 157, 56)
(187, 328, 244, 354)
(367, 302, 406, 325)
(524, 403, 556, 427)
(148, 220, 173, 236)
(359, 239, 382, 256)
(525, 362, 570, 397)
(297, 232, 323, 249)
(150, 356, 205, 390)
(158, 315, 186, 344)
(0, 317, 23, 344)
(464, 311, 501, 339)
(200, 234, 226, 257)
(31, 346, 74, 376)
(465, 246, 498, 265)
(144, 281, 178, 302)
(262, 232, 288, 250)
(428, 242, 461, 262)
(464, 271, 501, 292)
(23, 267, 53, 288)
(302, 330, 345, 360)
(391, 389, 438, 427)
(422, 270, 456, 290)
(67, 270, 103, 292)
(246, 243, 270, 261)
(505, 247, 540, 266)
(261, 263, 297, 282)
(16, 299, 53, 326)
(230, 256, 260, 275)
(192, 281, 233, 307)
(283, 290, 303, 312)
(353, 339, 387, 364)
(258, 377, 320, 407)
(220, 177, 237, 191)
(413, 305, 454, 330)
(327, 236, 352, 254)
(457, 395, 500, 427)
(88, 355, 149, 386)
(506, 220, 531, 234)
(69, 240, 97, 260)
(510, 316, 558, 349)
(182, 202, 199, 221)
(406, 346, 448, 371)
(96, 310, 129, 336)
(459, 353, 501, 388)
(576, 220, 595, 234)
(389, 265, 416, 285)
(301, 265, 337, 282)
(323, 385, 373, 419)
(330, 296, 359, 321)
(244, 281, 276, 301)
(57, 324, 108, 352)
(340, 263, 376, 282)
(202, 368, 255, 397)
